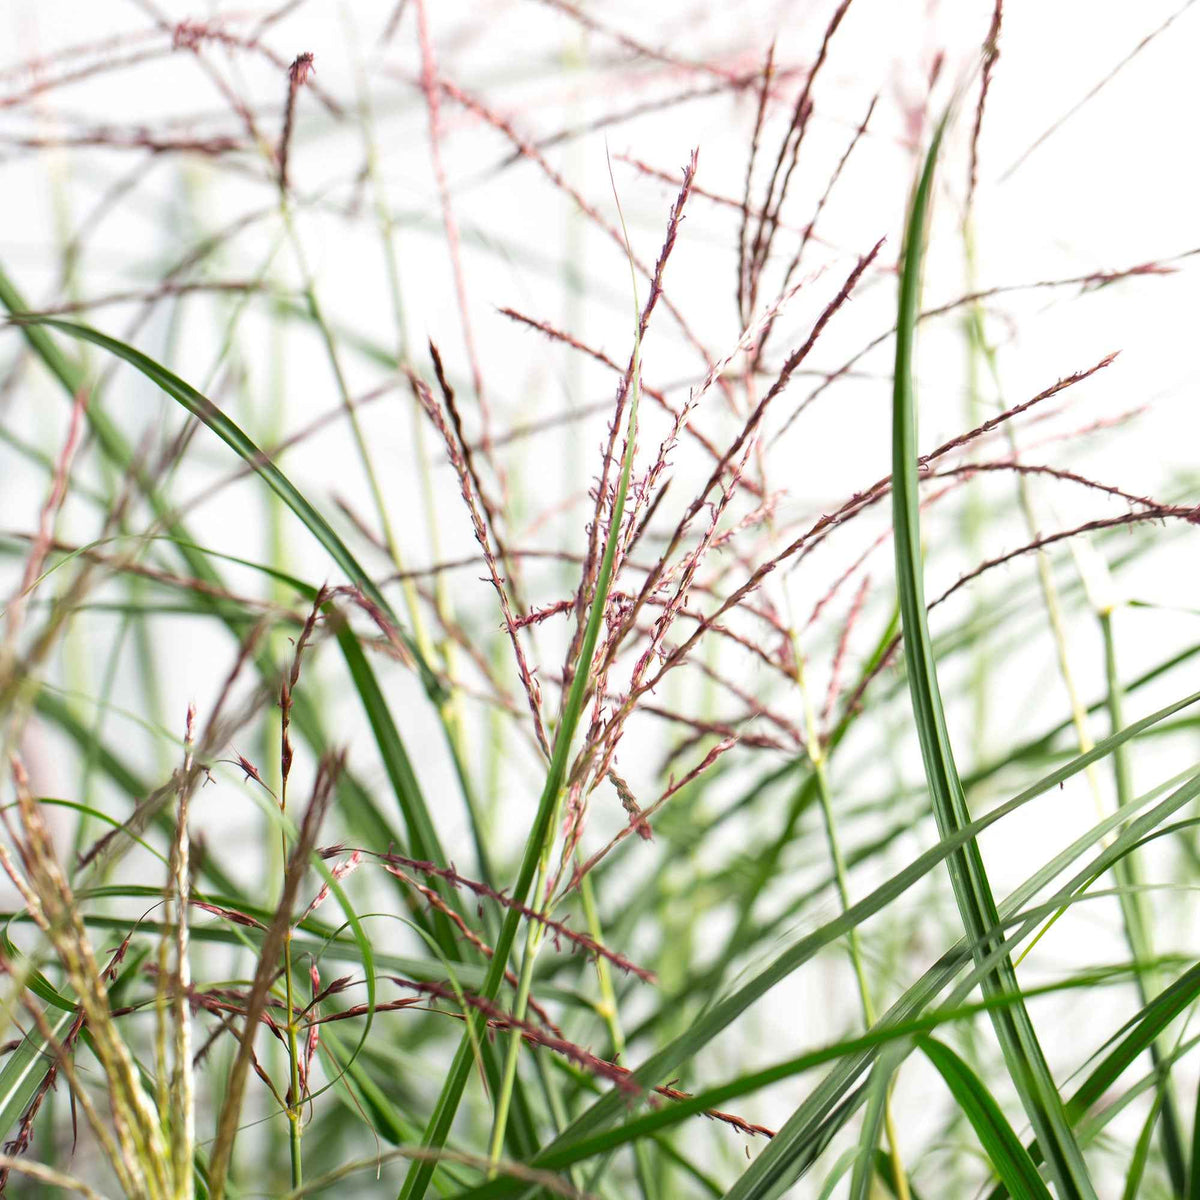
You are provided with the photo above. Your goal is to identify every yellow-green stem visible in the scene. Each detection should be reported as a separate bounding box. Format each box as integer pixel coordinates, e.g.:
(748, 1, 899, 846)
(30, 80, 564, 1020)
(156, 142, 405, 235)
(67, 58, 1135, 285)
(579, 871, 658, 1200)
(487, 846, 555, 1169)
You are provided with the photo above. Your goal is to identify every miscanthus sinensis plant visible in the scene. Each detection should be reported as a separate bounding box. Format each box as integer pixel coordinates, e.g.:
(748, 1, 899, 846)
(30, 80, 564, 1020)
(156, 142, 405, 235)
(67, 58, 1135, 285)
(0, 1, 1198, 1196)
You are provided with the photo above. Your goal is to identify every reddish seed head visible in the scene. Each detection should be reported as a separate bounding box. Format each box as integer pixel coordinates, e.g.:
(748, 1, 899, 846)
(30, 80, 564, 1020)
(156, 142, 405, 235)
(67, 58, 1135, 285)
(289, 52, 316, 87)
(236, 754, 263, 786)
(173, 20, 206, 50)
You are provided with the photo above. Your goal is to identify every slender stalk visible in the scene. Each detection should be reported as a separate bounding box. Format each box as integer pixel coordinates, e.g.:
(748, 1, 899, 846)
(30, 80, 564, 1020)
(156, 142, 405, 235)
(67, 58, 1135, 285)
(283, 883, 303, 1188)
(350, 42, 493, 885)
(965, 225, 1186, 1189)
(487, 864, 550, 1169)
(275, 196, 494, 885)
(579, 871, 658, 1200)
(791, 642, 909, 1200)
(1100, 606, 1185, 1190)
(962, 226, 1107, 823)
(487, 338, 643, 1176)
(399, 181, 644, 1200)
(487, 151, 648, 1173)
(278, 694, 303, 1191)
(959, 224, 991, 755)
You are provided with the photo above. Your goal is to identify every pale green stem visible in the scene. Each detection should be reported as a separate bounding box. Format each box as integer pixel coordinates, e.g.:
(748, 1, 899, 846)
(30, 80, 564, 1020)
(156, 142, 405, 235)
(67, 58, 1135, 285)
(1100, 608, 1184, 1187)
(791, 638, 909, 1200)
(278, 747, 304, 1190)
(965, 239, 1185, 1186)
(579, 871, 657, 1199)
(350, 48, 493, 884)
(284, 930, 303, 1190)
(960, 224, 990, 750)
(279, 170, 493, 885)
(168, 779, 194, 1198)
(398, 126, 643, 1200)
(488, 855, 553, 1169)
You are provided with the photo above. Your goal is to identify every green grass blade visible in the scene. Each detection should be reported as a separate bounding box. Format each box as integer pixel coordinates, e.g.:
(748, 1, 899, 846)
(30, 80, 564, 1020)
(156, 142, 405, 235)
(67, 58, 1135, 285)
(397, 273, 644, 1200)
(847, 1048, 902, 1200)
(334, 627, 460, 955)
(889, 114, 1095, 1200)
(1120, 1086, 1163, 1200)
(918, 1037, 1052, 1199)
(1189, 1066, 1200, 1198)
(1099, 608, 1187, 1191)
(5, 339, 464, 937)
(15, 320, 515, 1023)
(987, 957, 1200, 1200)
(24, 316, 442, 698)
(0, 1004, 77, 1145)
(444, 694, 1200, 1199)
(2, 289, 490, 941)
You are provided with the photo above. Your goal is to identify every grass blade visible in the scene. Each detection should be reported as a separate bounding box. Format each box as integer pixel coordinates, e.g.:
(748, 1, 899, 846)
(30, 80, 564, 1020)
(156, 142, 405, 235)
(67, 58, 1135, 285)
(397, 314, 643, 1200)
(889, 113, 1096, 1199)
(1098, 607, 1187, 1190)
(4, 316, 478, 950)
(987, 957, 1200, 1199)
(22, 316, 440, 696)
(0, 1005, 77, 1149)
(847, 1048, 903, 1200)
(917, 1036, 1052, 1200)
(443, 690, 1200, 1199)
(1189, 1066, 1200, 1198)
(1121, 1086, 1163, 1200)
